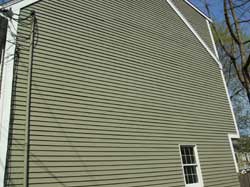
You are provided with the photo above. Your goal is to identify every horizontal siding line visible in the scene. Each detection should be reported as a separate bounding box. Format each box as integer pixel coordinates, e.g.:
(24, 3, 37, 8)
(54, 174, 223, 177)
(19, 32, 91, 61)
(27, 98, 231, 119)
(30, 0, 176, 27)
(26, 103, 233, 120)
(17, 70, 227, 101)
(27, 82, 228, 108)
(24, 165, 227, 173)
(15, 43, 218, 79)
(21, 2, 197, 46)
(18, 20, 201, 59)
(24, 175, 183, 187)
(12, 119, 234, 134)
(29, 58, 222, 91)
(11, 124, 234, 137)
(27, 169, 182, 178)
(14, 66, 224, 98)
(26, 130, 230, 140)
(17, 23, 203, 64)
(17, 40, 218, 77)
(14, 59, 219, 90)
(11, 119, 235, 133)
(27, 121, 234, 134)
(12, 88, 231, 115)
(30, 54, 219, 85)
(7, 138, 233, 146)
(23, 150, 231, 157)
(13, 114, 234, 128)
(17, 23, 214, 70)
(9, 136, 231, 145)
(25, 126, 234, 137)
(26, 135, 229, 143)
(13, 87, 228, 108)
(8, 165, 179, 173)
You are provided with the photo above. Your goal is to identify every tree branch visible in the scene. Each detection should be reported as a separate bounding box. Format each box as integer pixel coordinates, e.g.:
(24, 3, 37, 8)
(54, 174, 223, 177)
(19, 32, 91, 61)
(243, 39, 250, 44)
(229, 0, 250, 9)
(238, 19, 250, 24)
(243, 54, 250, 76)
(231, 87, 244, 99)
(224, 0, 241, 45)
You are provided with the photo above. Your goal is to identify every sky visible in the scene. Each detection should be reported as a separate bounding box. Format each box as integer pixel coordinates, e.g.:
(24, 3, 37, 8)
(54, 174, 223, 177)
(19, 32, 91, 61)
(190, 0, 250, 34)
(189, 0, 224, 22)
(0, 0, 9, 5)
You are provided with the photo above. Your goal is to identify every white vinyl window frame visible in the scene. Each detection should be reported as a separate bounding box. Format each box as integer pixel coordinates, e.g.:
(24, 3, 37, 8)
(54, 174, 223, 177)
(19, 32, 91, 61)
(179, 145, 204, 187)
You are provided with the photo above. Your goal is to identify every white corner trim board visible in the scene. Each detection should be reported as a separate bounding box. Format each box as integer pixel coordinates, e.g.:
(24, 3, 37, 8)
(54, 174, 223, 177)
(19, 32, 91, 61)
(206, 20, 219, 58)
(219, 56, 240, 138)
(202, 0, 241, 174)
(0, 16, 19, 187)
(206, 13, 240, 138)
(228, 134, 240, 173)
(0, 1, 40, 187)
(166, 0, 222, 70)
(184, 0, 213, 23)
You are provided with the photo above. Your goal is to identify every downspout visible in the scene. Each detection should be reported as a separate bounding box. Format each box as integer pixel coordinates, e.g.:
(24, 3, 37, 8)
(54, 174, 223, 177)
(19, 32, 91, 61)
(24, 11, 36, 187)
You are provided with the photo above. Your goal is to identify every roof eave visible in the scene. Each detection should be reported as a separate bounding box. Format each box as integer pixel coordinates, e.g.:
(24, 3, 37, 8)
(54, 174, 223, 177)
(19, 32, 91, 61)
(184, 0, 213, 23)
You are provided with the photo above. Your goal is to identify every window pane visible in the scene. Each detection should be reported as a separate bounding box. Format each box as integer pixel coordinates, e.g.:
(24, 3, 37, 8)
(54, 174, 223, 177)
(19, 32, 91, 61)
(193, 174, 198, 183)
(183, 166, 198, 184)
(188, 155, 192, 164)
(185, 174, 190, 184)
(190, 154, 196, 164)
(182, 155, 187, 164)
(181, 146, 196, 164)
(188, 174, 193, 184)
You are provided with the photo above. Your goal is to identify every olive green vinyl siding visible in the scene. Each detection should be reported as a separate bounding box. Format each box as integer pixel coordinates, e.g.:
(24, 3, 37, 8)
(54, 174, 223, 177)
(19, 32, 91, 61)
(174, 0, 216, 55)
(5, 0, 239, 186)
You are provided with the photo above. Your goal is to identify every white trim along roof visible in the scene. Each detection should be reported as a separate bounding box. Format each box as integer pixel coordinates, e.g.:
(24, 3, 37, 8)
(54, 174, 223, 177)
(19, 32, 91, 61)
(1, 0, 212, 23)
(184, 0, 213, 22)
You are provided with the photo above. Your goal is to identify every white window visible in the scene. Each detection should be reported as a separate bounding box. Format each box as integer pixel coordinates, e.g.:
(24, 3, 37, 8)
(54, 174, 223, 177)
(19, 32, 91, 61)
(180, 145, 203, 187)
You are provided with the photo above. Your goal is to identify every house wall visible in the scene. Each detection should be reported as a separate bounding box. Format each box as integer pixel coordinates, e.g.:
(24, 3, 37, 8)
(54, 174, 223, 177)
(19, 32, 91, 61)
(5, 0, 239, 186)
(173, 0, 216, 55)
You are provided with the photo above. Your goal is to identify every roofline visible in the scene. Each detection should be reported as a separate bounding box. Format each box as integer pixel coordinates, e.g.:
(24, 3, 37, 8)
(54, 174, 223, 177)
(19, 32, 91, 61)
(1, 0, 213, 23)
(167, 0, 221, 69)
(0, 0, 40, 10)
(0, 0, 21, 8)
(184, 0, 213, 23)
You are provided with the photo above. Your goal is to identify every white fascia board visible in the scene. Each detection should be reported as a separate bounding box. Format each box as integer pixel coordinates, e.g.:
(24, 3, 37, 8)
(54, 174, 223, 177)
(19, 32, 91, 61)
(166, 0, 222, 69)
(184, 0, 213, 23)
(0, 1, 39, 187)
(1, 0, 40, 10)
